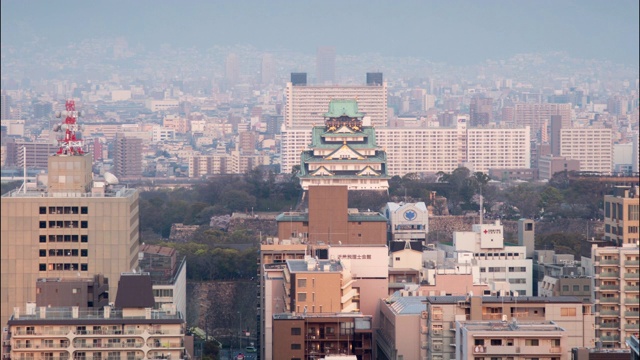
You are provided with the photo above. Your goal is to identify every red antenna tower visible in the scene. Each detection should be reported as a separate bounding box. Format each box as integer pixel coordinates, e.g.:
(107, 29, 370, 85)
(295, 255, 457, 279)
(53, 99, 84, 155)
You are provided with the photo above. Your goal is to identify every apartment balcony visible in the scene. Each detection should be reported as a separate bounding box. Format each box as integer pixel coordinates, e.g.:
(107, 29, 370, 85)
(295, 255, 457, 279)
(624, 298, 640, 304)
(599, 297, 620, 304)
(598, 322, 620, 329)
(599, 309, 620, 316)
(601, 259, 620, 265)
(625, 260, 640, 266)
(624, 311, 639, 317)
(599, 285, 620, 291)
(624, 273, 640, 279)
(598, 272, 620, 278)
(625, 323, 640, 330)
(625, 286, 640, 292)
(600, 335, 621, 342)
(475, 345, 563, 355)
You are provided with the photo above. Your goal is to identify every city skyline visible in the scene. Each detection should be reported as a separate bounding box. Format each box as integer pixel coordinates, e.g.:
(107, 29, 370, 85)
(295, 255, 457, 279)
(1, 0, 638, 67)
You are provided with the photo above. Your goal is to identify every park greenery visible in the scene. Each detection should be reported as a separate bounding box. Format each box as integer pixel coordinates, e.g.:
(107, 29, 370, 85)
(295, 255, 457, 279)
(134, 167, 616, 281)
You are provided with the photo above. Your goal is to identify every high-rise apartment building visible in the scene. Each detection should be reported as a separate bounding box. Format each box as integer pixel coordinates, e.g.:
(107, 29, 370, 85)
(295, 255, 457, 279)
(469, 96, 493, 126)
(550, 114, 571, 156)
(560, 128, 612, 174)
(1, 92, 11, 120)
(225, 52, 240, 86)
(113, 132, 142, 179)
(591, 244, 640, 348)
(260, 53, 275, 85)
(513, 103, 571, 140)
(316, 46, 336, 84)
(284, 74, 388, 129)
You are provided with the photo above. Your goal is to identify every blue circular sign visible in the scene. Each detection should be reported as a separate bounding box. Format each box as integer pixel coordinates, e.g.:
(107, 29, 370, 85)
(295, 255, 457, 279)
(403, 209, 417, 221)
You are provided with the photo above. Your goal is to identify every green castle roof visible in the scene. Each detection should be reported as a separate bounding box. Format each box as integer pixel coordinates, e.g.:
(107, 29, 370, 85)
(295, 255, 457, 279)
(324, 99, 364, 118)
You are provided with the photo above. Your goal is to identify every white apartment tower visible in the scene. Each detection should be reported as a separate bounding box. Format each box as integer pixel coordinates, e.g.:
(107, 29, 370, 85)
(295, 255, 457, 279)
(560, 128, 613, 174)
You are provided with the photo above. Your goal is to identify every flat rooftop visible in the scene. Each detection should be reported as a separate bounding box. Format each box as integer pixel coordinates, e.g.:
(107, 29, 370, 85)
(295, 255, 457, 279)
(426, 295, 584, 304)
(287, 259, 343, 273)
(2, 186, 136, 198)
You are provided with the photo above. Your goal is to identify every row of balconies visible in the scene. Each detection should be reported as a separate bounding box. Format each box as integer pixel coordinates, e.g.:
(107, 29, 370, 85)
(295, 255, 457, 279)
(11, 330, 183, 338)
(472, 345, 562, 355)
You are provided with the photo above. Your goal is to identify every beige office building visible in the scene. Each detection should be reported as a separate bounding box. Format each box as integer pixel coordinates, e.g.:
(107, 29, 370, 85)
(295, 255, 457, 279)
(560, 128, 613, 174)
(591, 244, 640, 348)
(1, 153, 140, 330)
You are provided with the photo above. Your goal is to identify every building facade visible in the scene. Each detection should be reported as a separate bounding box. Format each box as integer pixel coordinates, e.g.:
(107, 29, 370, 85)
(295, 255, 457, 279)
(603, 186, 639, 246)
(1, 154, 140, 329)
(560, 128, 613, 174)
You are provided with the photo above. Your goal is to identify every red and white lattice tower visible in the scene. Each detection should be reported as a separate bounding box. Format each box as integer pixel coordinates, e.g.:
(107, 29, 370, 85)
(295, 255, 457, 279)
(53, 99, 84, 155)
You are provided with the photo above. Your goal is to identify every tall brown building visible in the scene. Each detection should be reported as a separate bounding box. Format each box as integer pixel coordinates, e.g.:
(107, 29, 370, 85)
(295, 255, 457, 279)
(469, 96, 493, 126)
(276, 186, 387, 245)
(113, 132, 142, 179)
(513, 103, 571, 140)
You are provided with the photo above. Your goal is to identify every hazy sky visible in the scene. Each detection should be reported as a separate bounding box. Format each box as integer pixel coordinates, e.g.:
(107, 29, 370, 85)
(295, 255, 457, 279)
(2, 0, 638, 66)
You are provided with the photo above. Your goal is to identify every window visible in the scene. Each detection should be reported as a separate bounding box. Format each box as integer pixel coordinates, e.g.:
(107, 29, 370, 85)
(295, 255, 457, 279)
(81, 221, 88, 229)
(81, 235, 88, 243)
(583, 285, 590, 292)
(490, 339, 502, 345)
(525, 339, 539, 346)
(630, 204, 639, 221)
(39, 207, 47, 214)
(81, 207, 88, 214)
(291, 328, 301, 335)
(81, 264, 88, 271)
(39, 250, 46, 257)
(81, 250, 88, 257)
(297, 279, 307, 288)
(629, 226, 639, 234)
(290, 343, 301, 350)
(39, 235, 46, 243)
(297, 293, 306, 302)
(561, 308, 576, 316)
(39, 264, 46, 271)
(562, 285, 569, 291)
(40, 221, 47, 228)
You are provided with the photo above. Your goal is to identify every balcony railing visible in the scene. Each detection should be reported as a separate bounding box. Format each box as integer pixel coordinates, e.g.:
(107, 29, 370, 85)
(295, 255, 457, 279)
(624, 311, 639, 317)
(624, 298, 640, 304)
(600, 335, 621, 342)
(599, 297, 620, 303)
(599, 322, 620, 328)
(624, 273, 640, 279)
(601, 259, 620, 265)
(625, 323, 640, 330)
(599, 272, 620, 278)
(600, 309, 620, 316)
(624, 260, 640, 266)
(599, 285, 620, 291)
(624, 286, 640, 292)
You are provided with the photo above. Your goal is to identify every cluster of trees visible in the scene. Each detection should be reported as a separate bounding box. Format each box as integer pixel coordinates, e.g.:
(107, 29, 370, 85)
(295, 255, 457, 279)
(387, 168, 609, 220)
(139, 169, 300, 281)
(140, 169, 300, 238)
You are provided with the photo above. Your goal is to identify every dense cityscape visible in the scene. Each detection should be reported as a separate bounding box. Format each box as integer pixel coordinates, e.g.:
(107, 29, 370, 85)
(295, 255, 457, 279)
(1, 1, 639, 360)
